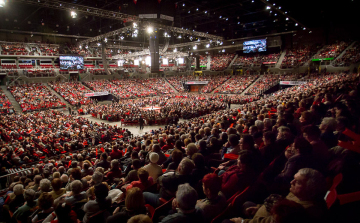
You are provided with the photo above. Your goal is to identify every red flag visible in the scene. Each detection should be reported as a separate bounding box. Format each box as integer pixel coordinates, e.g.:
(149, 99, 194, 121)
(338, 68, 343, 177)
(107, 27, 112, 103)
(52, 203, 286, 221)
(100, 147, 105, 153)
(96, 148, 98, 156)
(68, 160, 72, 167)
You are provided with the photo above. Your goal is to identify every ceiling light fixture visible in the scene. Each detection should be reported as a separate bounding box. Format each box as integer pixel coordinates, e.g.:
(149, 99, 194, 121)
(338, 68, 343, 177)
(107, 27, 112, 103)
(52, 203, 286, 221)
(70, 11, 77, 19)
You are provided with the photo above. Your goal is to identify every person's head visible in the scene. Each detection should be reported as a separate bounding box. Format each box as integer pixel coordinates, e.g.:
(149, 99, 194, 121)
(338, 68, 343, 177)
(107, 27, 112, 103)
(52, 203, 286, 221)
(60, 174, 68, 184)
(13, 184, 24, 196)
(111, 159, 120, 170)
(94, 183, 109, 202)
(92, 171, 104, 185)
(290, 168, 326, 201)
(202, 173, 222, 198)
(51, 178, 63, 191)
(38, 192, 54, 210)
(293, 137, 312, 156)
(125, 187, 145, 211)
(271, 199, 308, 223)
(228, 134, 239, 147)
(176, 183, 198, 212)
(70, 180, 83, 195)
(277, 126, 292, 140)
(171, 149, 183, 164)
(178, 157, 195, 175)
(24, 189, 36, 204)
(70, 168, 82, 180)
(34, 175, 42, 184)
(319, 117, 336, 133)
(137, 168, 149, 184)
(132, 159, 142, 170)
(127, 214, 153, 223)
(149, 152, 159, 164)
(263, 131, 276, 146)
(237, 150, 255, 170)
(54, 203, 73, 222)
(240, 134, 255, 151)
(186, 143, 198, 157)
(152, 144, 161, 152)
(53, 172, 60, 179)
(40, 179, 51, 192)
(191, 153, 205, 169)
(101, 152, 108, 161)
(249, 125, 258, 135)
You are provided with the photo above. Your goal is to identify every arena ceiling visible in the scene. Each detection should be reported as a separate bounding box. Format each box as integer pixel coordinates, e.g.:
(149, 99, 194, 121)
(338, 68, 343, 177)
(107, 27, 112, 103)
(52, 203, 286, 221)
(0, 0, 358, 43)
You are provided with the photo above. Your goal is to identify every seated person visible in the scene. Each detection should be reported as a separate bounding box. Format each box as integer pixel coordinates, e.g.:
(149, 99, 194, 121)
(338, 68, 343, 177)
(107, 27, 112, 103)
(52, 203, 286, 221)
(64, 180, 88, 206)
(83, 184, 112, 223)
(106, 187, 147, 223)
(12, 189, 37, 223)
(32, 192, 54, 223)
(49, 178, 66, 200)
(143, 157, 195, 208)
(126, 168, 154, 191)
(160, 183, 204, 223)
(196, 173, 227, 223)
(7, 184, 25, 212)
(229, 168, 327, 223)
(143, 152, 163, 181)
(105, 160, 122, 183)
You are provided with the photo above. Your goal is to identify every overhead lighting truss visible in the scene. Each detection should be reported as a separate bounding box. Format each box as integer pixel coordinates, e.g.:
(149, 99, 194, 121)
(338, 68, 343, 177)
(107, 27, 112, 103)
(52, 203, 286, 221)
(14, 0, 137, 21)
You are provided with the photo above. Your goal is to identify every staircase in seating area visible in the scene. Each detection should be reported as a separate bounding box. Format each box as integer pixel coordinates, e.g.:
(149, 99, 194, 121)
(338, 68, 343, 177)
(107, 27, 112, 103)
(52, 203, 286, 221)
(240, 75, 262, 96)
(0, 85, 23, 113)
(276, 51, 287, 68)
(163, 78, 179, 93)
(331, 41, 357, 65)
(43, 83, 71, 107)
(227, 54, 238, 69)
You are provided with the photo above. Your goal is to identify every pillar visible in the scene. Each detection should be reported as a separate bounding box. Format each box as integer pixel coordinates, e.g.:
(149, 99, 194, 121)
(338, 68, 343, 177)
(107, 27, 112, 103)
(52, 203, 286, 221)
(101, 40, 109, 74)
(149, 32, 160, 73)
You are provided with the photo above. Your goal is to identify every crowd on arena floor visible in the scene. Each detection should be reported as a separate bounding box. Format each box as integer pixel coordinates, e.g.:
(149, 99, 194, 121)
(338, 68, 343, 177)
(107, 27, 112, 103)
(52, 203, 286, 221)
(0, 71, 359, 223)
(8, 83, 66, 112)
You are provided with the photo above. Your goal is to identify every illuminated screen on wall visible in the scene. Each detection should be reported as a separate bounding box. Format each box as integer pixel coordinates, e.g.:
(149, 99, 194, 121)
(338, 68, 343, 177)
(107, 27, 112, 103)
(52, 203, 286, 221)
(243, 39, 267, 53)
(59, 56, 84, 70)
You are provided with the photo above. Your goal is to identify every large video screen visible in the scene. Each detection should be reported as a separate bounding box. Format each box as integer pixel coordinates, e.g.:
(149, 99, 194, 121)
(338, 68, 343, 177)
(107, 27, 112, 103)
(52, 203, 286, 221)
(243, 39, 267, 53)
(59, 56, 84, 70)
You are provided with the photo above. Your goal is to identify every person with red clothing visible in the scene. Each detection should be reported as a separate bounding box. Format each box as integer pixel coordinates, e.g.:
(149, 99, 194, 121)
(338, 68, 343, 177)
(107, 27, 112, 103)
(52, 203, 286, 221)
(109, 146, 122, 160)
(221, 150, 258, 199)
(126, 168, 153, 192)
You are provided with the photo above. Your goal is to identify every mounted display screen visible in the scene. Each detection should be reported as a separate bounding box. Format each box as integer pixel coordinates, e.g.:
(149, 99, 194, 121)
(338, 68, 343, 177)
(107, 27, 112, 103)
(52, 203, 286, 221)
(59, 56, 84, 70)
(243, 39, 267, 53)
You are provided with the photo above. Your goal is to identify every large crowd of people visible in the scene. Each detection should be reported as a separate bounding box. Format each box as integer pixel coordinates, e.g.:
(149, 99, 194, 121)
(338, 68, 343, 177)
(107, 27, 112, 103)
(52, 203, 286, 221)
(246, 74, 282, 95)
(0, 43, 28, 55)
(233, 54, 280, 67)
(49, 81, 94, 106)
(315, 41, 349, 59)
(0, 88, 14, 114)
(281, 46, 318, 69)
(214, 75, 259, 94)
(0, 71, 359, 223)
(136, 78, 175, 94)
(210, 53, 235, 71)
(8, 83, 66, 112)
(333, 42, 360, 67)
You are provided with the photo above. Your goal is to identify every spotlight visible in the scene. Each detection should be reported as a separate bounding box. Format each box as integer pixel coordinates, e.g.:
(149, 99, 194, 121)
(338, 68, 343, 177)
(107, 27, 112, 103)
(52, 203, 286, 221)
(205, 11, 207, 14)
(219, 16, 222, 18)
(97, 43, 101, 46)
(252, 0, 254, 2)
(266, 6, 270, 10)
(286, 18, 289, 20)
(0, 0, 5, 7)
(188, 11, 190, 13)
(79, 45, 82, 49)
(70, 11, 77, 19)
(193, 45, 197, 50)
(133, 22, 137, 28)
(238, 22, 240, 24)
(295, 23, 298, 26)
(279, 6, 281, 9)
(177, 35, 182, 39)
(196, 8, 199, 11)
(173, 48, 177, 52)
(303, 27, 306, 30)
(147, 26, 153, 33)
(206, 44, 210, 48)
(309, 31, 312, 33)
(182, 3, 185, 6)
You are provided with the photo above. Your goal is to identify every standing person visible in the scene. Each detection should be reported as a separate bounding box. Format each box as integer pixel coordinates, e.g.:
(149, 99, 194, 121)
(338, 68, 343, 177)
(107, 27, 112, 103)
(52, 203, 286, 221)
(139, 116, 144, 130)
(68, 106, 72, 115)
(228, 99, 231, 109)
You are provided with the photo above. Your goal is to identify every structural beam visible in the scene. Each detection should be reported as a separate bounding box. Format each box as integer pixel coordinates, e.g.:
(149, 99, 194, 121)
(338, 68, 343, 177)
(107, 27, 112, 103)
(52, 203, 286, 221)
(14, 0, 137, 21)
